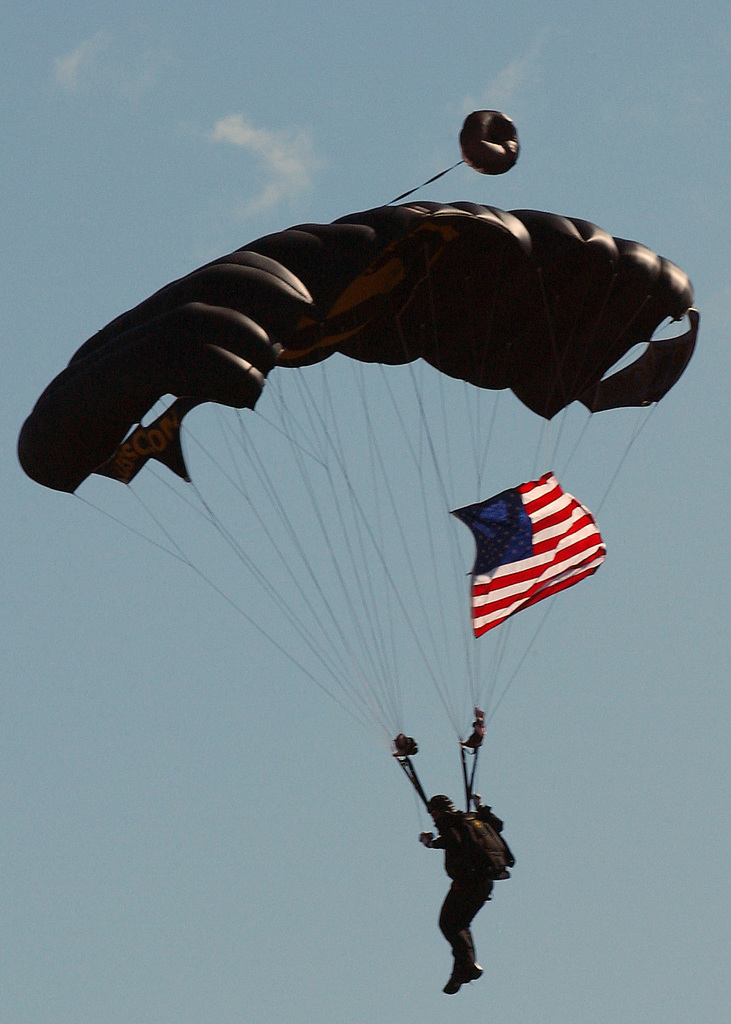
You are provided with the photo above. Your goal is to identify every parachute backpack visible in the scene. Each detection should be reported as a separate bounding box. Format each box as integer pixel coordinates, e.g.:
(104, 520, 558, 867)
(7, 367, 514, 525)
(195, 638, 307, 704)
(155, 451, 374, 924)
(459, 811, 515, 884)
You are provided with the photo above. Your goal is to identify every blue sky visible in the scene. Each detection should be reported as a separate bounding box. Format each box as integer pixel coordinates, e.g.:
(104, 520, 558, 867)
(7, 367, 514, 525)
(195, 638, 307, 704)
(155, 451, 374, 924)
(3, 3, 729, 1022)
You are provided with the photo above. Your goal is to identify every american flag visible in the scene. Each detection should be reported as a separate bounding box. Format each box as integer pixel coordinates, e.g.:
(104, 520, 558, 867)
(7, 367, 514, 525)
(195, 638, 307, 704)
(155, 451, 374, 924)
(452, 472, 606, 637)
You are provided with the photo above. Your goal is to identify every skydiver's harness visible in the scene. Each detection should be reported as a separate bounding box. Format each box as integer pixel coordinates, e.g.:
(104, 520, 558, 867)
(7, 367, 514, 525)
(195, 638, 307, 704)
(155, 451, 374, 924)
(395, 708, 514, 884)
(393, 707, 486, 812)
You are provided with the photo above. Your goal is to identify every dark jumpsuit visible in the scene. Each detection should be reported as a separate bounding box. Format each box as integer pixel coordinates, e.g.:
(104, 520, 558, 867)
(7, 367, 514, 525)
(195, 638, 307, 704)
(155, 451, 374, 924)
(430, 807, 507, 975)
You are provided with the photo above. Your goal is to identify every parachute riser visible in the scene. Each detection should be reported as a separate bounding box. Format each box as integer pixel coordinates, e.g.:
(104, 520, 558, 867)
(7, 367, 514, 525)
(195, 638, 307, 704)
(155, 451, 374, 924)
(461, 707, 486, 809)
(460, 741, 481, 811)
(393, 709, 485, 812)
(395, 754, 429, 808)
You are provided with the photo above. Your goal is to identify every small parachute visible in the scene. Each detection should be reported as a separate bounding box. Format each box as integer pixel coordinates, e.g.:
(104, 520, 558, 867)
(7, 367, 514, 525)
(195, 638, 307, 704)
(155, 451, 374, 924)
(459, 110, 519, 175)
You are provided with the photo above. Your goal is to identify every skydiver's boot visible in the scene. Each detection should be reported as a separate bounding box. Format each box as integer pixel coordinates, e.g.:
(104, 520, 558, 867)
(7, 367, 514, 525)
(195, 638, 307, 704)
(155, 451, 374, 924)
(443, 962, 468, 995)
(443, 972, 463, 995)
(444, 960, 483, 994)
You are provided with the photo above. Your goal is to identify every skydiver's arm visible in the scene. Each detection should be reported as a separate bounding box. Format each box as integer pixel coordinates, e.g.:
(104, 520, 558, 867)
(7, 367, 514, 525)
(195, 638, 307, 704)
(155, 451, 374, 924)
(419, 831, 445, 849)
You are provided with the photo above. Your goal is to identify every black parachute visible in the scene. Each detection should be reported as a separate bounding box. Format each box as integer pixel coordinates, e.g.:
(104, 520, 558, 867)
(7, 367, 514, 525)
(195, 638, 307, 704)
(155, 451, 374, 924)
(18, 200, 697, 494)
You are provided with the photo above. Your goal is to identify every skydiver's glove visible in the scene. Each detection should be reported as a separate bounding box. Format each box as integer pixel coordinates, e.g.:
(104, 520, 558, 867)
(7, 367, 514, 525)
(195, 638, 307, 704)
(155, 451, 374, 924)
(463, 707, 485, 750)
(419, 831, 434, 847)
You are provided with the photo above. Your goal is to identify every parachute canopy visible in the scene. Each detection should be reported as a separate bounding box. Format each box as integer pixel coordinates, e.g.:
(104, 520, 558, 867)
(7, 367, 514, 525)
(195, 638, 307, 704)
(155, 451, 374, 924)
(18, 201, 697, 494)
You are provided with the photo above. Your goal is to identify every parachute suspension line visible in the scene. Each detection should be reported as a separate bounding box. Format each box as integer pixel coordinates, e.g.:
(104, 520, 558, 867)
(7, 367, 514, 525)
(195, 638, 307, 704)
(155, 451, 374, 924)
(183, 419, 353, 688)
(306, 362, 417, 733)
(261, 373, 403, 735)
(476, 391, 503, 495)
(445, 383, 490, 713)
(83, 464, 367, 725)
(316, 365, 406, 730)
(377, 233, 496, 723)
(554, 395, 654, 517)
(421, 254, 459, 503)
(302, 363, 454, 727)
(247, 407, 328, 468)
(596, 404, 656, 515)
(388, 160, 464, 205)
(392, 360, 475, 731)
(291, 373, 404, 736)
(421, 363, 484, 716)
(555, 410, 592, 479)
(265, 364, 447, 735)
(565, 287, 658, 513)
(420, 234, 459, 500)
(532, 418, 551, 480)
(374, 365, 462, 697)
(476, 615, 510, 715)
(454, 239, 542, 718)
(463, 380, 483, 492)
(184, 457, 369, 714)
(361, 371, 409, 716)
(128, 471, 209, 564)
(352, 363, 416, 727)
(547, 410, 569, 471)
(413, 365, 471, 689)
(229, 409, 370, 696)
(485, 600, 555, 727)
(282, 367, 455, 726)
(534, 406, 570, 478)
(74, 490, 194, 569)
(458, 372, 492, 702)
(183, 411, 388, 732)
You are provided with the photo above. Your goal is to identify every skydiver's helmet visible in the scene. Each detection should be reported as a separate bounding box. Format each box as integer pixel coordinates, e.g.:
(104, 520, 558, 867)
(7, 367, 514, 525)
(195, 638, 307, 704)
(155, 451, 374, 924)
(427, 795, 457, 818)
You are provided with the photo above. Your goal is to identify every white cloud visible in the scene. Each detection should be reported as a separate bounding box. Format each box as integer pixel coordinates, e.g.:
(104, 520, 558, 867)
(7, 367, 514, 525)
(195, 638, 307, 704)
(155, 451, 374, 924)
(53, 31, 165, 100)
(53, 31, 108, 91)
(464, 32, 547, 113)
(210, 114, 319, 215)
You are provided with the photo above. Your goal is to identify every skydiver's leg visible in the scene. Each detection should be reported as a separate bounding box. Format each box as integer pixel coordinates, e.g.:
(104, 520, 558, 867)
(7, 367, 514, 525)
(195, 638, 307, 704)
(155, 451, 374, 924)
(438, 881, 493, 973)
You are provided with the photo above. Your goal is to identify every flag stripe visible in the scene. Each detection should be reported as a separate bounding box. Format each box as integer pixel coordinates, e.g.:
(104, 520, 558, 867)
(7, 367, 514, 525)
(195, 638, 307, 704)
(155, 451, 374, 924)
(473, 560, 603, 635)
(472, 537, 605, 608)
(472, 522, 603, 593)
(473, 551, 604, 624)
(473, 542, 604, 608)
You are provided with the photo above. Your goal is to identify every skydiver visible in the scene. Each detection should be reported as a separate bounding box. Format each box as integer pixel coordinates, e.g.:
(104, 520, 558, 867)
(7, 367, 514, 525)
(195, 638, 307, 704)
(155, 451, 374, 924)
(420, 793, 514, 995)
